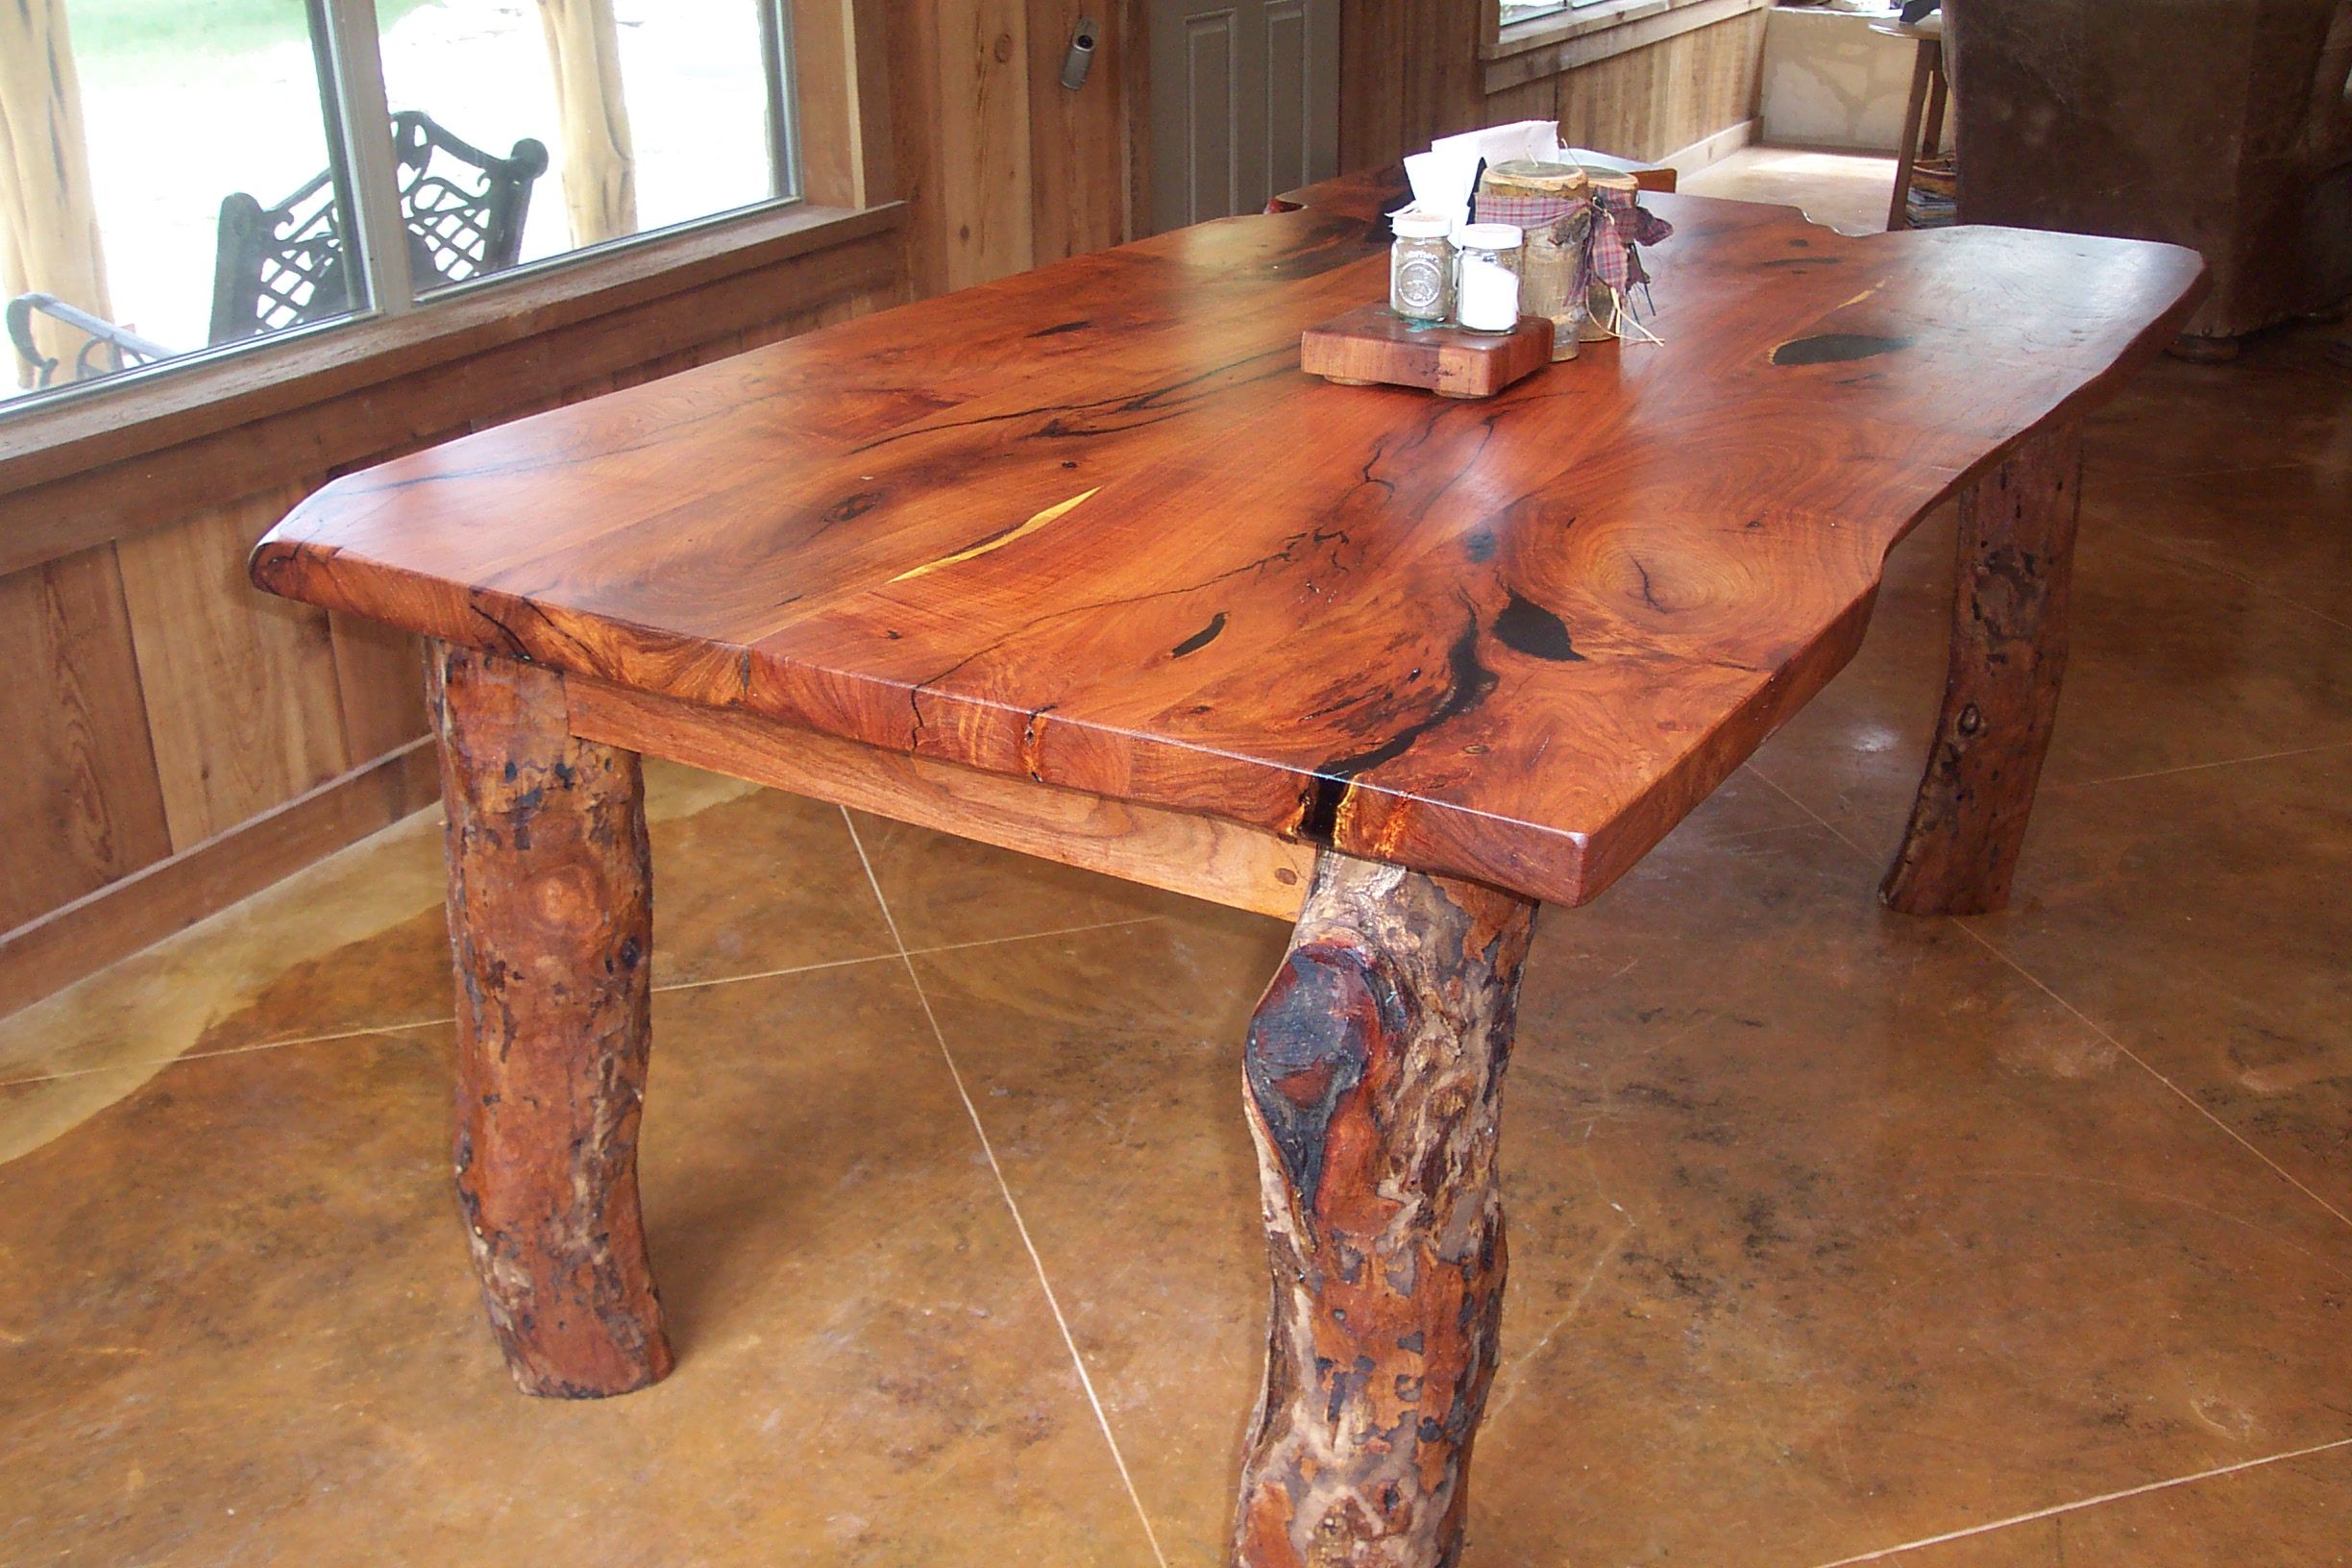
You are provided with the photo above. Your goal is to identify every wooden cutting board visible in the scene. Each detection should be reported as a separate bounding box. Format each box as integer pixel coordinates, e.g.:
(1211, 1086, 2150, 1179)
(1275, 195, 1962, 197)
(1300, 305, 1555, 399)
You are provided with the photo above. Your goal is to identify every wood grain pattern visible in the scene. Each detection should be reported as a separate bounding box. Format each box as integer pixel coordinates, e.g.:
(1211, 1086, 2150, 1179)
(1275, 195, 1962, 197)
(1235, 850, 1534, 1567)
(121, 483, 352, 851)
(328, 611, 429, 761)
(431, 643, 672, 1398)
(935, 0, 1038, 289)
(254, 170, 2204, 911)
(1881, 420, 2083, 916)
(1338, 0, 1766, 172)
(1026, 0, 1134, 260)
(0, 231, 905, 1017)
(0, 546, 170, 932)
(0, 215, 907, 576)
(566, 674, 1314, 919)
(1300, 306, 1556, 399)
(0, 740, 438, 1020)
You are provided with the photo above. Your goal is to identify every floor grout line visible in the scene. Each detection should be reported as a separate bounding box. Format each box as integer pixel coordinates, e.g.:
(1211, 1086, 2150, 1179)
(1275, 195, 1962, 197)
(837, 806, 1173, 1568)
(2045, 738, 2352, 792)
(1953, 919, 2352, 1234)
(2095, 504, 2352, 635)
(649, 916, 1171, 998)
(0, 917, 1172, 1090)
(1741, 763, 1873, 858)
(1801, 1434, 2352, 1565)
(0, 1018, 455, 1088)
(2086, 457, 2309, 489)
(1744, 761, 2352, 1236)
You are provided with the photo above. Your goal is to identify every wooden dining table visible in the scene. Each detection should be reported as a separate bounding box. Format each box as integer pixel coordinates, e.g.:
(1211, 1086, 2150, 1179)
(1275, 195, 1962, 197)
(251, 165, 2204, 1566)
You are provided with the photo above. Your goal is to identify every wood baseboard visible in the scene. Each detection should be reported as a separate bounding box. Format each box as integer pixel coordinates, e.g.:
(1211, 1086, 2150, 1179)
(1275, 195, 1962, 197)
(1660, 117, 1759, 178)
(0, 739, 440, 1020)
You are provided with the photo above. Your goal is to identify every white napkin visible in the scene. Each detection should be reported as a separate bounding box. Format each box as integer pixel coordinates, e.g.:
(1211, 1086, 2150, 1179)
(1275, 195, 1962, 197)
(1401, 119, 1563, 234)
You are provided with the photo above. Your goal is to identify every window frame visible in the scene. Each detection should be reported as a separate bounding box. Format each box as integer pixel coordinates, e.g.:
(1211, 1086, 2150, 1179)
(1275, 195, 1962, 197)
(1482, 0, 1772, 87)
(4, 0, 863, 431)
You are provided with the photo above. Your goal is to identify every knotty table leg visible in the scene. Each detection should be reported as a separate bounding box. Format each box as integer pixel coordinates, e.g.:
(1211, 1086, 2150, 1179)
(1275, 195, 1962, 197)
(1233, 850, 1537, 1568)
(1882, 420, 2084, 917)
(429, 642, 674, 1397)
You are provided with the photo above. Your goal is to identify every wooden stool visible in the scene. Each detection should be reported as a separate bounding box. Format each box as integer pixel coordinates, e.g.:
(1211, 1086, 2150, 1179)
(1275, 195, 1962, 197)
(1877, 19, 1948, 231)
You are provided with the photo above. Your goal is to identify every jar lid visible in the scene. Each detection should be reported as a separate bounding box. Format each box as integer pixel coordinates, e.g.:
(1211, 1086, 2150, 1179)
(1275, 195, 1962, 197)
(1482, 159, 1592, 196)
(1391, 208, 1452, 240)
(1458, 222, 1524, 251)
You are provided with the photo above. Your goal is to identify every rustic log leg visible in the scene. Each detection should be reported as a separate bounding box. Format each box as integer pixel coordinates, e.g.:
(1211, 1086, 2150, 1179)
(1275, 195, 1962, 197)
(1881, 420, 2083, 916)
(429, 641, 674, 1397)
(1232, 850, 1537, 1568)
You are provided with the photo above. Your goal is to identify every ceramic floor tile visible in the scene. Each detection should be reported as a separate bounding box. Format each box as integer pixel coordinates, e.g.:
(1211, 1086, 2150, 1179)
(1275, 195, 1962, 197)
(910, 908, 1288, 1567)
(0, 966, 1149, 1567)
(2083, 342, 2352, 479)
(2095, 460, 2352, 630)
(914, 818, 2352, 1567)
(1680, 147, 1895, 235)
(1857, 1441, 2352, 1566)
(1972, 745, 2352, 1219)
(1752, 506, 2352, 845)
(0, 760, 897, 1088)
(845, 808, 1205, 953)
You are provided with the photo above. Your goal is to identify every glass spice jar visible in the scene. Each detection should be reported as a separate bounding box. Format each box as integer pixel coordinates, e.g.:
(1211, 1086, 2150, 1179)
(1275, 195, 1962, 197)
(1454, 223, 1525, 333)
(1388, 209, 1455, 324)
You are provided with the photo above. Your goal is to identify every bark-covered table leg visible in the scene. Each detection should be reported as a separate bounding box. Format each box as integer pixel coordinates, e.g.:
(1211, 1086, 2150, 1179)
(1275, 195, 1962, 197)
(429, 642, 674, 1397)
(1882, 419, 2084, 917)
(1233, 850, 1537, 1568)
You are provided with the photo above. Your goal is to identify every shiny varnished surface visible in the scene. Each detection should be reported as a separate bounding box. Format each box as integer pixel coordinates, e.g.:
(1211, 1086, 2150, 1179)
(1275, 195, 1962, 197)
(252, 167, 2206, 907)
(10, 154, 2345, 1568)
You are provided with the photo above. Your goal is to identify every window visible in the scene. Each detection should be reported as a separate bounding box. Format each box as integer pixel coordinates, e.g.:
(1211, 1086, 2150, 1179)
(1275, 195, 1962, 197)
(1498, 0, 1630, 30)
(2, 0, 801, 417)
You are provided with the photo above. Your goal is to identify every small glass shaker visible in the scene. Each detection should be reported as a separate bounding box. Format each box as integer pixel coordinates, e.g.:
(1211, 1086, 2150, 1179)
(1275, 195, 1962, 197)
(1454, 223, 1525, 333)
(1388, 209, 1455, 324)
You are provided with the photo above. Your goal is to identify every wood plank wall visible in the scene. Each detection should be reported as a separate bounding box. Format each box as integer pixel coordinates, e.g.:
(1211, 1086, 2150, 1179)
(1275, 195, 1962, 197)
(2, 0, 1758, 1017)
(0, 233, 904, 1017)
(892, 0, 1139, 297)
(1340, 0, 1768, 170)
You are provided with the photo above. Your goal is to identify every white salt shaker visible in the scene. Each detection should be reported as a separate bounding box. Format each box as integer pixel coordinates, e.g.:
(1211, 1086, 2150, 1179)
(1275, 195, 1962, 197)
(1454, 224, 1525, 334)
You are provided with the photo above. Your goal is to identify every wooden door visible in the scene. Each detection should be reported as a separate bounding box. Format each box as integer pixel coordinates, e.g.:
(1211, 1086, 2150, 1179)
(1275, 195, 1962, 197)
(1146, 0, 1339, 233)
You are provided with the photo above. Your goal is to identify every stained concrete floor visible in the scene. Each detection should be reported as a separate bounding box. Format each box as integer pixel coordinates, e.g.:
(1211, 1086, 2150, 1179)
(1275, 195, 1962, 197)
(6, 155, 2350, 1566)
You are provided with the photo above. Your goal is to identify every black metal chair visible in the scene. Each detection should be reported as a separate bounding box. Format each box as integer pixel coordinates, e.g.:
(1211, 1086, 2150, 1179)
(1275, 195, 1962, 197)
(11, 110, 548, 387)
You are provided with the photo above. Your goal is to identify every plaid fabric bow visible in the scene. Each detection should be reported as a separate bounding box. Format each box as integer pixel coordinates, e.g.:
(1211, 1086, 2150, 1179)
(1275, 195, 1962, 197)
(1590, 185, 1673, 297)
(1470, 188, 1580, 233)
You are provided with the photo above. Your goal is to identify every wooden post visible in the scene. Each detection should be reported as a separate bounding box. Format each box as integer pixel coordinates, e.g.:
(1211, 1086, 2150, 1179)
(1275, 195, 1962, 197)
(0, 0, 113, 385)
(1881, 419, 2084, 917)
(1234, 850, 1537, 1568)
(429, 642, 673, 1398)
(536, 0, 638, 246)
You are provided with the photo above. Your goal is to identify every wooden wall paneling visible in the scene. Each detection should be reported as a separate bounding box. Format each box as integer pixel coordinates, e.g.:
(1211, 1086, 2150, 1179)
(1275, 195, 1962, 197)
(0, 252, 901, 1016)
(793, 0, 860, 207)
(939, 0, 1040, 288)
(1027, 0, 1135, 259)
(1339, 2, 1766, 168)
(0, 545, 172, 933)
(327, 612, 429, 763)
(113, 483, 353, 851)
(793, 0, 895, 208)
(1121, 0, 1153, 233)
(0, 229, 905, 570)
(886, 4, 948, 295)
(1482, 75, 1559, 126)
(0, 740, 439, 1020)
(1338, 0, 1485, 170)
(1554, 10, 1766, 159)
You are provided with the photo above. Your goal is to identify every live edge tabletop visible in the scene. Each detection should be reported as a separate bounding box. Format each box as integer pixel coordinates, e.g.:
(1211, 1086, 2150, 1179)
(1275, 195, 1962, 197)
(252, 166, 2204, 1566)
